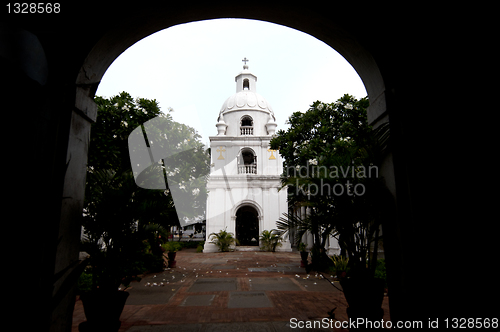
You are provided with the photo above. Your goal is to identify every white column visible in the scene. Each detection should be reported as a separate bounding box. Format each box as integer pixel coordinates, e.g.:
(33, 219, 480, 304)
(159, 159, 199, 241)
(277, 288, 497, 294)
(327, 234, 341, 256)
(204, 187, 227, 253)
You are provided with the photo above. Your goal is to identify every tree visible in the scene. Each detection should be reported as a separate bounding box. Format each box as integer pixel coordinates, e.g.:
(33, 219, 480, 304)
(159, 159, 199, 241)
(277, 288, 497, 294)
(81, 92, 209, 287)
(84, 92, 178, 232)
(271, 94, 391, 275)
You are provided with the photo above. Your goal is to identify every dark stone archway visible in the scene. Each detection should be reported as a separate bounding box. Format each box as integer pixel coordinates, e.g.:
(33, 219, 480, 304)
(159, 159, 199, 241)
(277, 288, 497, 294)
(3, 3, 494, 332)
(235, 205, 259, 246)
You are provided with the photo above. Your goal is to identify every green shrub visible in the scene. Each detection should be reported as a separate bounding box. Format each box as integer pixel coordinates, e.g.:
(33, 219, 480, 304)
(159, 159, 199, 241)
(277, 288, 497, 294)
(209, 228, 238, 252)
(329, 255, 349, 277)
(298, 242, 306, 252)
(374, 259, 387, 288)
(259, 230, 282, 252)
(76, 269, 93, 294)
(162, 241, 182, 252)
(144, 252, 165, 272)
(179, 240, 203, 249)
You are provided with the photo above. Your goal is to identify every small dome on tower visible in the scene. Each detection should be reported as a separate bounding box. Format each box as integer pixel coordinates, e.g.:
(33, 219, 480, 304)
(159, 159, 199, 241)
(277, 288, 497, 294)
(218, 61, 275, 120)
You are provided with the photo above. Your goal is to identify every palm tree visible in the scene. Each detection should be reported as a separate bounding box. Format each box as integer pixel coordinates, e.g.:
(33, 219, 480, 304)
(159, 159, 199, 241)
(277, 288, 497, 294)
(259, 230, 283, 252)
(209, 228, 239, 252)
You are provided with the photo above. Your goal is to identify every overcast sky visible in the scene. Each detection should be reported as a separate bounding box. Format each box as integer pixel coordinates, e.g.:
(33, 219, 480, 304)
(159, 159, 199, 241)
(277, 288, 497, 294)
(96, 18, 367, 147)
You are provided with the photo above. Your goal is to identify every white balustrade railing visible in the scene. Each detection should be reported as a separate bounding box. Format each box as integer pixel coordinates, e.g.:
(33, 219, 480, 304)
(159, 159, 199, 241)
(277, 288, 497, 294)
(238, 165, 257, 174)
(240, 126, 253, 135)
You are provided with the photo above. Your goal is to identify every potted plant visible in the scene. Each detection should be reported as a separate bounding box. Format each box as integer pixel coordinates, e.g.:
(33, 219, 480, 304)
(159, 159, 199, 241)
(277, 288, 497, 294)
(330, 255, 349, 279)
(259, 229, 283, 252)
(80, 170, 154, 332)
(297, 242, 309, 267)
(79, 232, 146, 332)
(334, 178, 393, 322)
(209, 228, 239, 252)
(270, 96, 393, 321)
(162, 241, 182, 268)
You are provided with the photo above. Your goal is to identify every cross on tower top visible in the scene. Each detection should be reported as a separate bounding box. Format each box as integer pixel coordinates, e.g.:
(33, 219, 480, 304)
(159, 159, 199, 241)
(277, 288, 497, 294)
(242, 57, 249, 69)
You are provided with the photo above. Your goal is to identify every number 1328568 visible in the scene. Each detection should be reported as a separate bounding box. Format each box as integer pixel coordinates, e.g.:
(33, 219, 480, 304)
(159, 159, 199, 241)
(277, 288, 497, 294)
(6, 3, 60, 14)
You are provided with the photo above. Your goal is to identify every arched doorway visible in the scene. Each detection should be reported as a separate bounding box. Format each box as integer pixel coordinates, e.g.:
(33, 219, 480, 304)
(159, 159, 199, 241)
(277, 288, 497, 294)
(235, 205, 259, 246)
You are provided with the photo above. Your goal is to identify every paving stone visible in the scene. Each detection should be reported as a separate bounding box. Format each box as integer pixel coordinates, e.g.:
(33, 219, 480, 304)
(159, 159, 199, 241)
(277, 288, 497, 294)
(286, 266, 306, 273)
(249, 277, 302, 291)
(276, 263, 299, 267)
(187, 278, 237, 292)
(248, 267, 270, 272)
(212, 265, 236, 269)
(127, 322, 333, 332)
(203, 322, 276, 332)
(298, 278, 340, 292)
(272, 320, 334, 331)
(189, 258, 208, 263)
(126, 287, 178, 305)
(200, 258, 228, 264)
(180, 294, 215, 306)
(125, 273, 182, 305)
(73, 250, 391, 330)
(127, 324, 203, 332)
(227, 291, 273, 308)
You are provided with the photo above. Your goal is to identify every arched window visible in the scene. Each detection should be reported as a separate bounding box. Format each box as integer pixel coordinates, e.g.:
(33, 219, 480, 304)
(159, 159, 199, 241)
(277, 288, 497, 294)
(240, 115, 253, 135)
(243, 78, 250, 90)
(238, 148, 257, 174)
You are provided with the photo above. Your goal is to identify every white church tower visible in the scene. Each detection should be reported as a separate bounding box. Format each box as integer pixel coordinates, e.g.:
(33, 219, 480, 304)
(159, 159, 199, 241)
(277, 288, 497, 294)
(204, 59, 291, 252)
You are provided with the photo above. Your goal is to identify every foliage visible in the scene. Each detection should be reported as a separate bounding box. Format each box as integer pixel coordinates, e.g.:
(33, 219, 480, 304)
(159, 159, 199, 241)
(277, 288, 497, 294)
(130, 110, 210, 225)
(143, 252, 166, 273)
(330, 255, 349, 277)
(271, 95, 373, 171)
(142, 223, 169, 256)
(270, 94, 392, 278)
(89, 92, 164, 171)
(81, 92, 208, 290)
(259, 230, 283, 252)
(374, 259, 387, 288)
(76, 269, 93, 294)
(298, 242, 307, 252)
(162, 241, 182, 252)
(209, 228, 239, 252)
(196, 242, 204, 253)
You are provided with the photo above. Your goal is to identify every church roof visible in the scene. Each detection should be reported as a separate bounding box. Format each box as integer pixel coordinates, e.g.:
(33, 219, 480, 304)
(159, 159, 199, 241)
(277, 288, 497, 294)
(219, 90, 273, 114)
(218, 60, 275, 121)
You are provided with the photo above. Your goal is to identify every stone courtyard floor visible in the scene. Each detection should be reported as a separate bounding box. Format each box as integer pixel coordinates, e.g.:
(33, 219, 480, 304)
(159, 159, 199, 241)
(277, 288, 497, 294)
(71, 248, 390, 331)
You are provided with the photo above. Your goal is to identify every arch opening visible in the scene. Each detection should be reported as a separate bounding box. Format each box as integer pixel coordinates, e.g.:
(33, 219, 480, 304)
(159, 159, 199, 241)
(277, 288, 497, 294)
(240, 115, 254, 135)
(78, 16, 386, 128)
(70, 8, 394, 323)
(238, 147, 256, 174)
(235, 205, 259, 246)
(240, 115, 253, 127)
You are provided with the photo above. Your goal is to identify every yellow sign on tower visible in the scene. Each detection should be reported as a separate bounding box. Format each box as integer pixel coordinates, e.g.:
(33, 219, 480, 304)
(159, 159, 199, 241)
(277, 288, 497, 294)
(217, 146, 226, 160)
(268, 148, 277, 160)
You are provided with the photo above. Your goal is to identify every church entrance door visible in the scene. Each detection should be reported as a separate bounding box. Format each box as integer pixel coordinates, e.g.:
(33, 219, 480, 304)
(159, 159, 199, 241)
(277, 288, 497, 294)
(235, 206, 259, 246)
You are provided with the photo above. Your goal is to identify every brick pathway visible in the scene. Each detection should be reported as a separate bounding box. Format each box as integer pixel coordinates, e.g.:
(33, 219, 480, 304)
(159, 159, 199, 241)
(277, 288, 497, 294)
(71, 249, 390, 331)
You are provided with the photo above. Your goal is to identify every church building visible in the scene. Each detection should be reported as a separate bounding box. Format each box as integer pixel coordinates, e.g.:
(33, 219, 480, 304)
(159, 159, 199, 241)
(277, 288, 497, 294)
(203, 60, 291, 252)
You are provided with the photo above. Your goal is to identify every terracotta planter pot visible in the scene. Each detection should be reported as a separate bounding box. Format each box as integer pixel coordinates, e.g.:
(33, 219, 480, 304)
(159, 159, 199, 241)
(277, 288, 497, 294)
(167, 251, 177, 268)
(79, 290, 129, 332)
(340, 277, 385, 324)
(300, 251, 309, 268)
